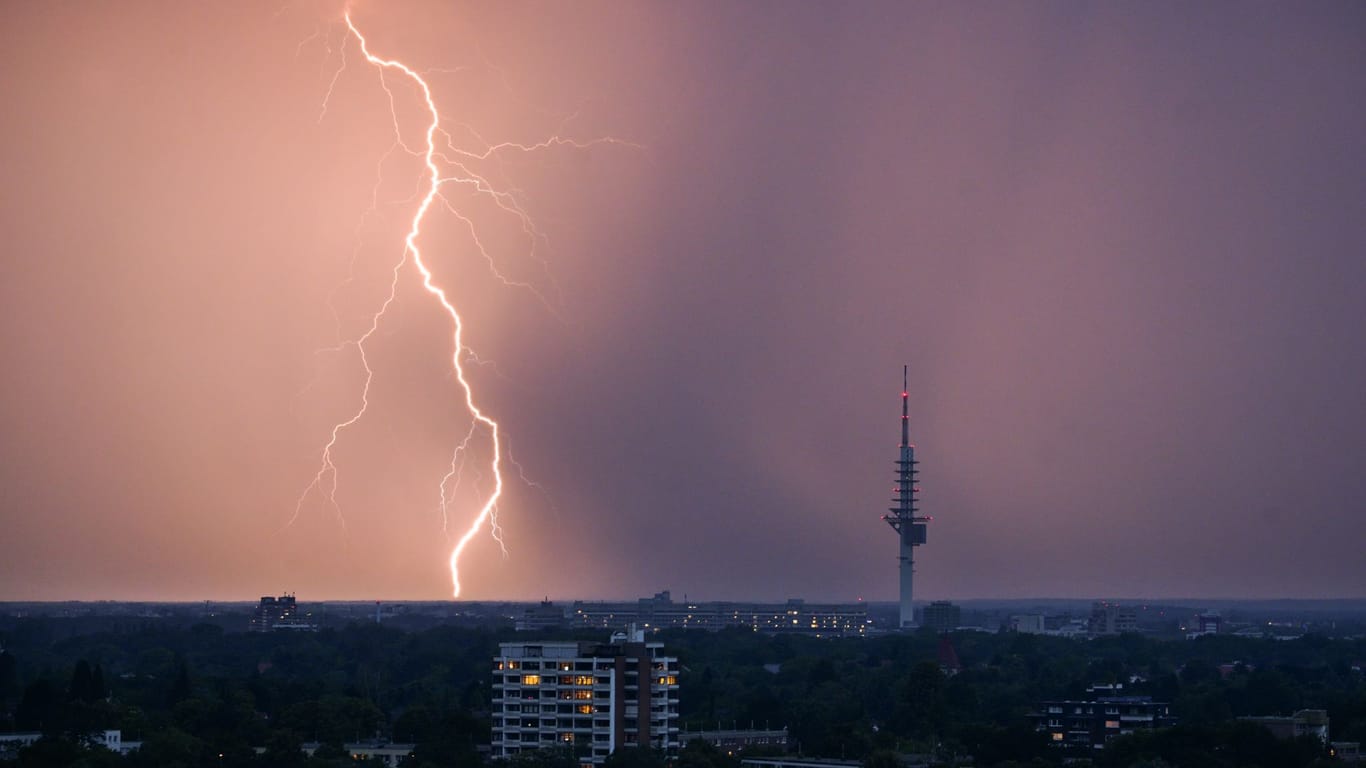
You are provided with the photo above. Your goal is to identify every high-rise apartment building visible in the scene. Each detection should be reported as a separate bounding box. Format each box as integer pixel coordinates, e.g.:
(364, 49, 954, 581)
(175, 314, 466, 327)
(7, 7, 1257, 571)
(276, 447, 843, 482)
(492, 628, 679, 765)
(1088, 602, 1138, 635)
(249, 594, 297, 632)
(922, 600, 960, 633)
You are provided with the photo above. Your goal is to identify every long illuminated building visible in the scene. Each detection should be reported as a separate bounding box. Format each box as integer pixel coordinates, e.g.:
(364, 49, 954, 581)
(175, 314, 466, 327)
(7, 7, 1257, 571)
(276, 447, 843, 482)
(571, 592, 867, 635)
(882, 366, 928, 629)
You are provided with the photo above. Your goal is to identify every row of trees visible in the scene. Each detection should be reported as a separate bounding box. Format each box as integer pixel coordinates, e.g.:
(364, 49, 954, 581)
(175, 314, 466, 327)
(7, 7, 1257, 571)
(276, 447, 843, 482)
(2, 619, 1365, 767)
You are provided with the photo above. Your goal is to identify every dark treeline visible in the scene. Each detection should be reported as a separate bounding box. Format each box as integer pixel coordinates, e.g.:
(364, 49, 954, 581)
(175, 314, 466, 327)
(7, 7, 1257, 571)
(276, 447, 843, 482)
(1, 619, 1364, 767)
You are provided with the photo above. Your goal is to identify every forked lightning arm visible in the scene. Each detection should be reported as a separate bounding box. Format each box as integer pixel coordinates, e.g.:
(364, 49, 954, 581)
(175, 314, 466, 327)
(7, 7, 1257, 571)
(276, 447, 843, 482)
(292, 10, 633, 598)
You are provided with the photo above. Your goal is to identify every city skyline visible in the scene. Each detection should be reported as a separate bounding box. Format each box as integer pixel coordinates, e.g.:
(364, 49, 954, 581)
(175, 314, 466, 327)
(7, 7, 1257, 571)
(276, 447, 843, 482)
(1, 2, 1364, 602)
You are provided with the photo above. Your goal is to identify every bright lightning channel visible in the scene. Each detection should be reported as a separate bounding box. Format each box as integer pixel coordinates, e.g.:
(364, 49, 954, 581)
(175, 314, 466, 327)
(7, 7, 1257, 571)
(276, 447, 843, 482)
(358, 10, 502, 598)
(292, 11, 529, 598)
(293, 9, 633, 597)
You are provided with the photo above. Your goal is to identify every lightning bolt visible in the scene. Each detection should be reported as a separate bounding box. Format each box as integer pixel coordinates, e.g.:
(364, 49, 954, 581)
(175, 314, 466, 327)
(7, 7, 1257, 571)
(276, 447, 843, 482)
(292, 9, 632, 598)
(354, 10, 502, 598)
(290, 10, 505, 597)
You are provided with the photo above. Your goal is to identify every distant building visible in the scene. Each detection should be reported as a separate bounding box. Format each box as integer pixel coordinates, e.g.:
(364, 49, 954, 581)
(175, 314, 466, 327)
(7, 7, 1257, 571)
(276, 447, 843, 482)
(1031, 696, 1175, 750)
(517, 601, 568, 632)
(0, 733, 42, 760)
(1049, 618, 1090, 638)
(301, 741, 413, 766)
(492, 627, 679, 765)
(682, 727, 788, 754)
(1, 730, 136, 759)
(1088, 602, 1138, 635)
(1187, 612, 1222, 638)
(250, 594, 318, 632)
(571, 592, 866, 636)
(922, 601, 960, 633)
(1010, 615, 1046, 634)
(1330, 741, 1361, 763)
(742, 759, 864, 768)
(1240, 710, 1330, 745)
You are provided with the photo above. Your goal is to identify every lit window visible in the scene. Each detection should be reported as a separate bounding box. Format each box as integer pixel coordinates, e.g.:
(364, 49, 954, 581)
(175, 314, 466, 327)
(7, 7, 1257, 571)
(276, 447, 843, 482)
(1052, 733, 1063, 742)
(523, 674, 541, 685)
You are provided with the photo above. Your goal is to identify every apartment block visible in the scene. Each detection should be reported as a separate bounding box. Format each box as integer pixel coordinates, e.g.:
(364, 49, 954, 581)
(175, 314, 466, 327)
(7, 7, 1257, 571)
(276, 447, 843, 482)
(493, 628, 679, 765)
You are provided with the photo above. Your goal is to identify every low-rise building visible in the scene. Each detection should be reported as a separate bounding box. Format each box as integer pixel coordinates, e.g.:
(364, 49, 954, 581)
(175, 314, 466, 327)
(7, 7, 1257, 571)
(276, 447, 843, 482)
(1239, 709, 1329, 745)
(682, 727, 788, 754)
(742, 758, 863, 768)
(517, 601, 569, 632)
(572, 592, 866, 636)
(301, 741, 414, 766)
(1031, 696, 1175, 750)
(1330, 741, 1361, 763)
(0, 730, 137, 759)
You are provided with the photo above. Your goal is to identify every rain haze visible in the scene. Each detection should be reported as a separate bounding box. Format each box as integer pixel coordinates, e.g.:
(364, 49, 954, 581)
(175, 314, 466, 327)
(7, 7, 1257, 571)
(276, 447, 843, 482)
(1, 2, 1363, 602)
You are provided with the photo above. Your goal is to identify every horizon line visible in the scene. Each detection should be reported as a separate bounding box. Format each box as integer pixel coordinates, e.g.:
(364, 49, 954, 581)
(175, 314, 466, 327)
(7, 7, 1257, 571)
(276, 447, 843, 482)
(4, 595, 1366, 605)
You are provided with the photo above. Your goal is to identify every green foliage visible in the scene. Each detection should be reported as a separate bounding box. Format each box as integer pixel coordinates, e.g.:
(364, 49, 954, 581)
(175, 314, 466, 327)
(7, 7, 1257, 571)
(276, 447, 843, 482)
(166, 657, 192, 708)
(0, 651, 19, 703)
(125, 726, 207, 768)
(1097, 722, 1328, 768)
(506, 746, 581, 768)
(677, 739, 739, 768)
(16, 679, 61, 733)
(68, 661, 94, 703)
(602, 746, 668, 768)
(893, 661, 946, 739)
(0, 617, 1363, 768)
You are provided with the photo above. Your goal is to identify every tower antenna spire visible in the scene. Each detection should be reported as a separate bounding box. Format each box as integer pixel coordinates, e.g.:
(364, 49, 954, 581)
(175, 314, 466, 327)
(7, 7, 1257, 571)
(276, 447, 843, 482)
(901, 365, 909, 448)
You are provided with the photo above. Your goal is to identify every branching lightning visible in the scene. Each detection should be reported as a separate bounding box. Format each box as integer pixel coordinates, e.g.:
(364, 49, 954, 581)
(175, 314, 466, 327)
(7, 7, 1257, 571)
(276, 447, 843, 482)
(290, 9, 630, 597)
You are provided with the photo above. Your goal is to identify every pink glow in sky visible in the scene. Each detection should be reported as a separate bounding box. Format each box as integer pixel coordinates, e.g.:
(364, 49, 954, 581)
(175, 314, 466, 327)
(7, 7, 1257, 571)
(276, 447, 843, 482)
(1, 2, 1363, 601)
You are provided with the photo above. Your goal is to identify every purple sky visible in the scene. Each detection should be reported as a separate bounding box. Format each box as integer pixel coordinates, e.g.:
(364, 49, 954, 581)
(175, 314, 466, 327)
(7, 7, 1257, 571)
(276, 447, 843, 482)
(1, 2, 1363, 601)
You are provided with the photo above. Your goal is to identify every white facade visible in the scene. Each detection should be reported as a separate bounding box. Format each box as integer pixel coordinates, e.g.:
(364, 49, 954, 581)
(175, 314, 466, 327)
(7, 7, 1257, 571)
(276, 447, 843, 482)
(1010, 615, 1046, 634)
(492, 630, 679, 765)
(301, 741, 413, 766)
(0, 730, 137, 758)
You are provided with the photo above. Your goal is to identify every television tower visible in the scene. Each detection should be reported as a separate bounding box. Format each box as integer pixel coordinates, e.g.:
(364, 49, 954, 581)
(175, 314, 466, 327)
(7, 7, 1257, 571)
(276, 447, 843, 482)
(883, 365, 928, 629)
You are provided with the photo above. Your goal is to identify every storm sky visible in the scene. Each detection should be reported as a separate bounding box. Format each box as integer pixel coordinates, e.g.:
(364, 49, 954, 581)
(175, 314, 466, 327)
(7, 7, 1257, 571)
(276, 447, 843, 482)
(1, 1, 1363, 601)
